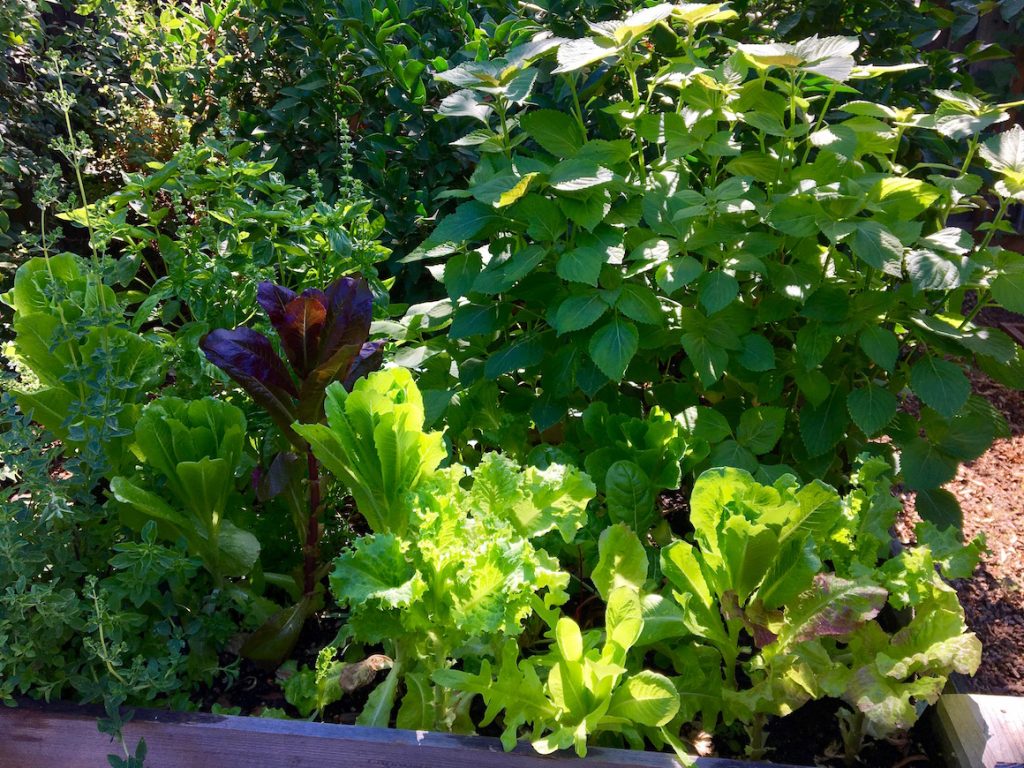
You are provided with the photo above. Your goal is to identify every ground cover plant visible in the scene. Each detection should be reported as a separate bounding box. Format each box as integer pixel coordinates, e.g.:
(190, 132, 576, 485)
(0, 1, 1021, 766)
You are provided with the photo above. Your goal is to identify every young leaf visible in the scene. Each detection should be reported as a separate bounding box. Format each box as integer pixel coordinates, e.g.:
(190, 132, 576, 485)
(592, 523, 649, 601)
(605, 460, 656, 532)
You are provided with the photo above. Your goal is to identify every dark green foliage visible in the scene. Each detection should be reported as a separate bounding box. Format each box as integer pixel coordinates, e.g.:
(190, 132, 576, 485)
(0, 1, 1015, 762)
(406, 7, 1023, 529)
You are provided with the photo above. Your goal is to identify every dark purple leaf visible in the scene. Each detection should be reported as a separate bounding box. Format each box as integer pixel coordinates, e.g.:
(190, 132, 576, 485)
(256, 282, 297, 330)
(343, 341, 385, 391)
(318, 277, 373, 364)
(200, 328, 300, 443)
(256, 451, 304, 502)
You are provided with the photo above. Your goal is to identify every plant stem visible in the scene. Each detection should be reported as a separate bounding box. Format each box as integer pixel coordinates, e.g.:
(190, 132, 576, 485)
(800, 82, 837, 164)
(304, 448, 321, 595)
(627, 56, 647, 183)
(497, 100, 512, 160)
(960, 197, 1011, 329)
(90, 586, 128, 685)
(569, 74, 587, 139)
(841, 710, 865, 766)
(748, 712, 768, 760)
(55, 68, 106, 314)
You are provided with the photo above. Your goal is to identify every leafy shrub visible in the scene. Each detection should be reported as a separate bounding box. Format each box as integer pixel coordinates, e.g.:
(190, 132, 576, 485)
(68, 126, 390, 386)
(408, 3, 1024, 527)
(2, 253, 164, 483)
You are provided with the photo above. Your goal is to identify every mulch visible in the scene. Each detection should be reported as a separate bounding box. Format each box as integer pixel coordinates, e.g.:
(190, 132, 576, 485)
(899, 366, 1024, 696)
(942, 372, 1024, 695)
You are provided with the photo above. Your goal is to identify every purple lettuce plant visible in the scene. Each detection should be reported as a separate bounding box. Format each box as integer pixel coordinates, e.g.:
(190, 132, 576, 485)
(201, 276, 382, 663)
(202, 278, 383, 450)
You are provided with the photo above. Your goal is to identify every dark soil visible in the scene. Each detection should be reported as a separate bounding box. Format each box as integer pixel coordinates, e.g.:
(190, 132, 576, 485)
(713, 698, 941, 767)
(195, 611, 376, 723)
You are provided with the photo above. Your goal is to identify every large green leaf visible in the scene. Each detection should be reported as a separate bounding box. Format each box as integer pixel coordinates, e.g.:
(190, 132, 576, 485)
(606, 671, 679, 727)
(588, 317, 639, 380)
(520, 109, 584, 157)
(859, 327, 899, 372)
(846, 384, 897, 436)
(552, 293, 608, 334)
(910, 356, 969, 418)
(218, 520, 262, 577)
(851, 220, 903, 276)
(331, 534, 423, 609)
(737, 407, 786, 454)
(991, 269, 1024, 314)
(592, 523, 649, 602)
(297, 369, 447, 535)
(979, 123, 1024, 175)
(799, 388, 848, 457)
(682, 331, 729, 387)
(605, 461, 656, 532)
(615, 284, 663, 325)
(557, 245, 606, 286)
(868, 178, 942, 219)
(900, 438, 958, 490)
(549, 159, 614, 191)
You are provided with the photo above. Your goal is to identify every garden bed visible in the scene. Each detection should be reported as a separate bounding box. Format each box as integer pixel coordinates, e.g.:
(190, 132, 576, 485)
(0, 701, 805, 768)
(3, 3, 1023, 767)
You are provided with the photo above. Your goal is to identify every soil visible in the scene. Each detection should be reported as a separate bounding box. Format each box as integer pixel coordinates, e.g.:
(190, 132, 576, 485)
(719, 697, 941, 767)
(899, 368, 1024, 696)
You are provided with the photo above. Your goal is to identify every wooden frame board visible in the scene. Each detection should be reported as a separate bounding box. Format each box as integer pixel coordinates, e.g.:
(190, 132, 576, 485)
(0, 701, 810, 768)
(934, 694, 1024, 768)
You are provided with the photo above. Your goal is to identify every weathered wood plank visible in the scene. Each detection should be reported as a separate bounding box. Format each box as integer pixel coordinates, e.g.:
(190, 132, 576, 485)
(935, 694, 1024, 768)
(0, 701, 808, 768)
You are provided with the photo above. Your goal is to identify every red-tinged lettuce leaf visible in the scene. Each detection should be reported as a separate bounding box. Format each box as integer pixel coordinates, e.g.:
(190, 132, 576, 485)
(201, 327, 300, 443)
(781, 574, 887, 645)
(282, 295, 328, 376)
(319, 277, 374, 362)
(257, 282, 330, 377)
